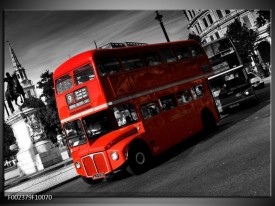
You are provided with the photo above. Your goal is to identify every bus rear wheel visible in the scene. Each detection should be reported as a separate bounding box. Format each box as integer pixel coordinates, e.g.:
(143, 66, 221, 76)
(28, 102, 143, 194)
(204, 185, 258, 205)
(126, 145, 151, 175)
(81, 176, 103, 185)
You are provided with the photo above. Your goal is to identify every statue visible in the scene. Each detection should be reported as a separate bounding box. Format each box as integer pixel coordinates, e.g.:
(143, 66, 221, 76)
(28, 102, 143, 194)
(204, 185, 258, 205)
(24, 113, 46, 143)
(4, 72, 25, 113)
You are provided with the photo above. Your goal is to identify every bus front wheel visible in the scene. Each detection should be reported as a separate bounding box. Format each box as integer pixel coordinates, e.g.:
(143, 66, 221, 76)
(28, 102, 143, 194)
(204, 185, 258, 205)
(126, 145, 151, 175)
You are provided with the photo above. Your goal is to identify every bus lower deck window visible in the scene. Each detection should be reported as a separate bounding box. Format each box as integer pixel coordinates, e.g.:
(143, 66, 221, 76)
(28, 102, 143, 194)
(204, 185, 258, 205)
(140, 102, 160, 119)
(176, 89, 193, 105)
(113, 104, 138, 127)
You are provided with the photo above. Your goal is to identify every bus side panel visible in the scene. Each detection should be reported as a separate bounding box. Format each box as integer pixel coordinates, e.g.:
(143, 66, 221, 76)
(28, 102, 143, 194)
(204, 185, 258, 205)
(173, 59, 201, 80)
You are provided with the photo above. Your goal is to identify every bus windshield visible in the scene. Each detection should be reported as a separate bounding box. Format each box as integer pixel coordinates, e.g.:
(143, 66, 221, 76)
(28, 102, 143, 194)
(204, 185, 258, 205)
(64, 120, 86, 147)
(82, 110, 113, 139)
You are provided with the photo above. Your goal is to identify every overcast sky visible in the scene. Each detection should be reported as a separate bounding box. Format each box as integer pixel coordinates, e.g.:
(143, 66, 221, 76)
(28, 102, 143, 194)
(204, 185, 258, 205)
(4, 10, 189, 92)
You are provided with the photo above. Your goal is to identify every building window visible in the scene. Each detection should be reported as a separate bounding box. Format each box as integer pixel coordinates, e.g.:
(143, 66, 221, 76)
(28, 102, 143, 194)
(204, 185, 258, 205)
(194, 26, 199, 35)
(197, 23, 202, 33)
(20, 71, 24, 78)
(216, 10, 223, 19)
(225, 10, 231, 15)
(242, 15, 252, 28)
(203, 18, 209, 28)
(210, 35, 214, 41)
(188, 11, 193, 18)
(195, 23, 201, 34)
(215, 32, 220, 39)
(27, 90, 31, 98)
(207, 14, 213, 24)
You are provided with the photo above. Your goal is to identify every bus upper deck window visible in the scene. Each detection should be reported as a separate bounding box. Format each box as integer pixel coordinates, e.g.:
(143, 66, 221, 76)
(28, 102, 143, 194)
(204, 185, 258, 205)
(189, 45, 204, 57)
(55, 74, 73, 94)
(96, 57, 121, 75)
(74, 64, 95, 85)
(159, 49, 177, 63)
(175, 47, 191, 60)
(121, 56, 144, 70)
(143, 52, 162, 66)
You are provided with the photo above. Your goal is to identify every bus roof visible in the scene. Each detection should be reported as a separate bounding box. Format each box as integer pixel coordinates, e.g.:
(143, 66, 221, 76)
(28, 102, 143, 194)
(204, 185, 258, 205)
(53, 40, 200, 79)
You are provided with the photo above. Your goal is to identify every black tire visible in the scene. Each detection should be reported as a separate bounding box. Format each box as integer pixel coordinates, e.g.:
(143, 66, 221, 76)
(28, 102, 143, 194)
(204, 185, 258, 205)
(126, 144, 151, 175)
(202, 110, 217, 133)
(81, 176, 103, 185)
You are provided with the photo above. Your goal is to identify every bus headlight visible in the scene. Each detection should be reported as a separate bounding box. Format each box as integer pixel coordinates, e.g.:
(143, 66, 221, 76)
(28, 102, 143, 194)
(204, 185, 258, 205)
(111, 152, 119, 161)
(75, 162, 81, 169)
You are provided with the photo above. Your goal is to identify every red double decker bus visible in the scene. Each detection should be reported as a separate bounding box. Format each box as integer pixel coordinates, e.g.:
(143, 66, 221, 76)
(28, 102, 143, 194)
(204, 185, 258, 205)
(53, 40, 219, 184)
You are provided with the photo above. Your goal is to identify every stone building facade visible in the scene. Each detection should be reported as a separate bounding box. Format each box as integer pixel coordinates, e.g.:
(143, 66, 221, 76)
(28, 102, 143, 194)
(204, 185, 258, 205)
(184, 9, 271, 68)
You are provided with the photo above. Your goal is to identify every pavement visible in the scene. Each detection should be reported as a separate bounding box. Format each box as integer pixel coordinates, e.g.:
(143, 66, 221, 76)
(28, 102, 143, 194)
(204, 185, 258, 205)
(4, 158, 80, 196)
(3, 75, 271, 196)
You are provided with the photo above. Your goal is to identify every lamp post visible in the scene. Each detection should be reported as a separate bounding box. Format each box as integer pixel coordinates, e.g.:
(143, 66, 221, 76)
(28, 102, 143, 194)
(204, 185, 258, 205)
(155, 11, 170, 42)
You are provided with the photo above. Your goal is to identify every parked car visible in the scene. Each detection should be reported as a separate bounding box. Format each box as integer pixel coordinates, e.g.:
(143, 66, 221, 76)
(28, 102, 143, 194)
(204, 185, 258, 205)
(247, 72, 265, 89)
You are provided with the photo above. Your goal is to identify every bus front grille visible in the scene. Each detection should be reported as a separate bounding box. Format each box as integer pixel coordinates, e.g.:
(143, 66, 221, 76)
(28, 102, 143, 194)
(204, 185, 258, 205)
(82, 152, 109, 177)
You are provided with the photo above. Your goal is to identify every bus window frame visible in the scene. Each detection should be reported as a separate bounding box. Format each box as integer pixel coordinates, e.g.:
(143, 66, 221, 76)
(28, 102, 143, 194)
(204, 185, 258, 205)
(64, 119, 87, 148)
(112, 103, 140, 127)
(159, 94, 177, 111)
(143, 52, 163, 67)
(55, 73, 74, 95)
(73, 64, 95, 85)
(96, 56, 122, 76)
(120, 54, 144, 71)
(176, 89, 193, 106)
(159, 48, 178, 63)
(140, 101, 161, 119)
(188, 45, 204, 58)
(175, 46, 192, 61)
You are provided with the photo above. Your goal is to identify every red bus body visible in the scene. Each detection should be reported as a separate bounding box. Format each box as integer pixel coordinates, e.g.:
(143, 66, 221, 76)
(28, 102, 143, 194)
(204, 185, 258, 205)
(53, 40, 219, 182)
